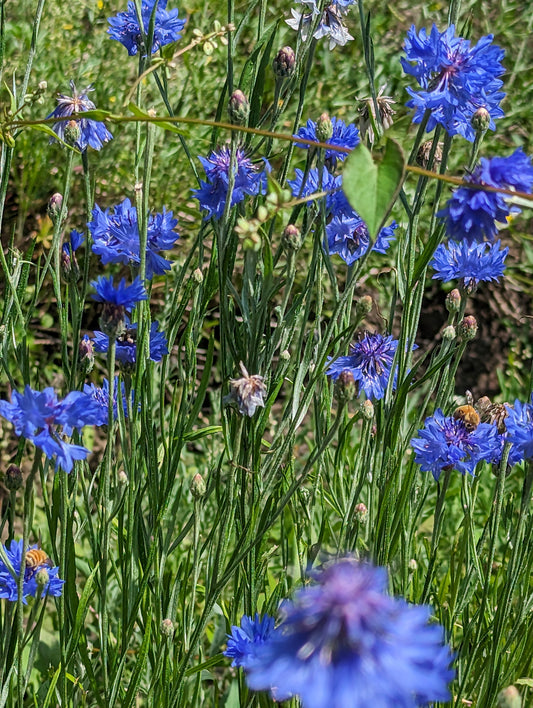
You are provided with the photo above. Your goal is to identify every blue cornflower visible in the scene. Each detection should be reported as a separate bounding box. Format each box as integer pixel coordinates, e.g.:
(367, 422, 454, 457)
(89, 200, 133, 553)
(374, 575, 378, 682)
(411, 408, 501, 480)
(83, 378, 131, 426)
(93, 319, 168, 365)
(62, 229, 84, 258)
(47, 81, 113, 152)
(91, 275, 147, 311)
(192, 147, 269, 220)
(401, 24, 505, 142)
(431, 239, 508, 289)
(326, 215, 397, 265)
(295, 117, 360, 167)
(224, 614, 277, 669)
(0, 386, 100, 473)
(89, 198, 179, 279)
(288, 167, 342, 213)
(439, 149, 533, 244)
(0, 540, 64, 603)
(504, 398, 533, 461)
(491, 432, 523, 469)
(108, 0, 186, 56)
(245, 559, 454, 707)
(287, 1, 355, 50)
(326, 332, 400, 401)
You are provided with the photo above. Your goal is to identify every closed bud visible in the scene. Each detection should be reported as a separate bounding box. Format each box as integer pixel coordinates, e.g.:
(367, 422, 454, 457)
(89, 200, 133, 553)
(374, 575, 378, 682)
(38, 80, 47, 92)
(47, 193, 64, 225)
(472, 107, 491, 133)
(408, 558, 418, 572)
(64, 119, 81, 147)
(361, 399, 374, 420)
(445, 288, 461, 313)
(190, 472, 206, 499)
(78, 335, 94, 375)
(160, 618, 175, 638)
(118, 470, 129, 486)
(192, 267, 204, 284)
(273, 46, 295, 78)
(354, 502, 368, 523)
(334, 370, 357, 403)
(459, 315, 478, 341)
(315, 112, 333, 142)
(281, 224, 302, 252)
(442, 325, 456, 341)
(497, 686, 521, 708)
(355, 295, 373, 317)
(228, 89, 250, 126)
(4, 464, 23, 491)
(35, 568, 50, 587)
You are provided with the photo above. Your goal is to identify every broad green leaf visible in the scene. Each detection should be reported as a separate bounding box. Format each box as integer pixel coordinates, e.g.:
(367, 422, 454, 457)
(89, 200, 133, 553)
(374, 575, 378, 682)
(342, 138, 405, 239)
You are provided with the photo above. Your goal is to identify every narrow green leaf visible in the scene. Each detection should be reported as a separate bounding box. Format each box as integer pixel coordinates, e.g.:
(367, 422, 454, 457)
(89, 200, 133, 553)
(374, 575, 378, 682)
(342, 138, 405, 238)
(123, 618, 152, 708)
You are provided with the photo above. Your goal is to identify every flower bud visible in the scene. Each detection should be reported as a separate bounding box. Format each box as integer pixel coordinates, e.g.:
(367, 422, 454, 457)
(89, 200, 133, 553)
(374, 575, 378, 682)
(38, 80, 48, 92)
(361, 399, 374, 420)
(315, 112, 333, 142)
(192, 267, 204, 285)
(334, 370, 357, 403)
(160, 618, 175, 638)
(64, 119, 81, 147)
(273, 46, 295, 78)
(78, 335, 94, 375)
(190, 472, 206, 499)
(35, 568, 50, 588)
(4, 464, 23, 491)
(228, 89, 250, 126)
(459, 315, 478, 341)
(497, 686, 521, 708)
(355, 295, 373, 317)
(471, 107, 491, 133)
(442, 325, 456, 341)
(118, 470, 129, 486)
(281, 224, 302, 252)
(354, 502, 368, 523)
(47, 193, 64, 225)
(408, 559, 418, 572)
(445, 288, 461, 313)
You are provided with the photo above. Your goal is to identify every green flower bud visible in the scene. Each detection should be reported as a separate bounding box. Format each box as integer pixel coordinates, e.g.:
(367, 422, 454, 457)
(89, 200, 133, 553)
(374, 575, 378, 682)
(273, 46, 295, 78)
(316, 112, 333, 142)
(281, 224, 302, 252)
(497, 686, 521, 708)
(355, 295, 373, 317)
(160, 618, 175, 638)
(64, 120, 81, 147)
(228, 90, 250, 126)
(471, 107, 491, 133)
(47, 193, 64, 226)
(4, 464, 23, 491)
(445, 288, 461, 313)
(190, 473, 206, 499)
(334, 370, 357, 403)
(459, 315, 478, 341)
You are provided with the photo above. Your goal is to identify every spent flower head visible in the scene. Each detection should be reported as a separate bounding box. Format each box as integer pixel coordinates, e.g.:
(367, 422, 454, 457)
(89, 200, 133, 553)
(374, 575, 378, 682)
(225, 362, 267, 416)
(245, 559, 454, 707)
(402, 24, 505, 141)
(47, 81, 113, 152)
(108, 0, 186, 55)
(0, 540, 64, 602)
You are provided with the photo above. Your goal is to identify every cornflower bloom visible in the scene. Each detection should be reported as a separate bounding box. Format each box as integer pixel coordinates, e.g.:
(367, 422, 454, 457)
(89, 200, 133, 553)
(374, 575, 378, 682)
(326, 215, 397, 265)
(245, 559, 454, 707)
(288, 167, 341, 213)
(108, 0, 186, 56)
(91, 275, 148, 338)
(224, 614, 277, 669)
(287, 0, 355, 50)
(0, 540, 64, 602)
(401, 24, 505, 142)
(439, 149, 533, 243)
(504, 397, 533, 460)
(93, 318, 168, 365)
(411, 408, 500, 480)
(47, 81, 113, 152)
(192, 147, 269, 220)
(83, 378, 131, 426)
(326, 332, 400, 401)
(89, 198, 179, 279)
(431, 239, 508, 289)
(295, 117, 360, 167)
(0, 386, 100, 473)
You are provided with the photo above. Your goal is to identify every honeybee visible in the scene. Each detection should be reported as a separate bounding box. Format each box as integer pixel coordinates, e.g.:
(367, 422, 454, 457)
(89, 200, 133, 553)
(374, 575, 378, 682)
(453, 405, 481, 432)
(25, 548, 53, 577)
(464, 390, 510, 434)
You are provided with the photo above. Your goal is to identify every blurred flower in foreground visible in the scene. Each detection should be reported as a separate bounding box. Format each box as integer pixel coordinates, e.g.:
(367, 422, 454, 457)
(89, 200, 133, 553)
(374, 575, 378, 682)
(83, 377, 132, 426)
(0, 540, 64, 602)
(108, 0, 186, 56)
(193, 147, 269, 220)
(225, 362, 267, 416)
(245, 559, 454, 707)
(224, 614, 277, 669)
(326, 332, 400, 401)
(431, 239, 508, 290)
(402, 24, 505, 142)
(411, 408, 500, 480)
(47, 81, 113, 152)
(286, 0, 355, 50)
(93, 318, 168, 365)
(326, 215, 397, 265)
(89, 198, 179, 279)
(295, 116, 360, 168)
(0, 386, 100, 473)
(504, 397, 533, 460)
(439, 149, 533, 244)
